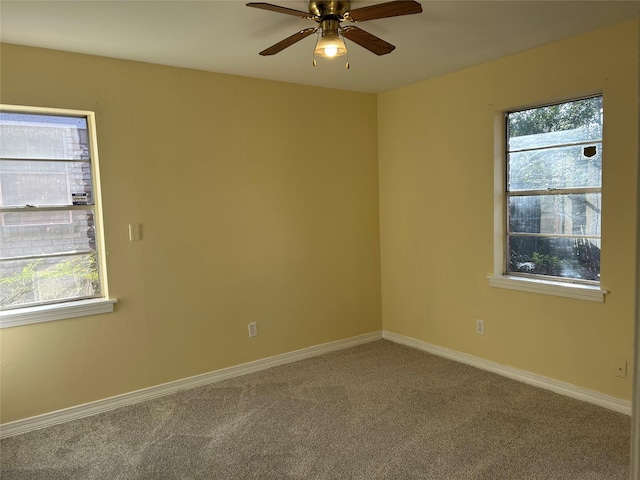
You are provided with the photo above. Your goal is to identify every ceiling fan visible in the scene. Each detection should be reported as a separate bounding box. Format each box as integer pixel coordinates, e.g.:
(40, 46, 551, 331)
(246, 0, 423, 60)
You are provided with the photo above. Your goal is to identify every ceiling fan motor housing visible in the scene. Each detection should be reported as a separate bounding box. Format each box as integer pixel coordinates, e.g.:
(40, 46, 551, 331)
(309, 0, 351, 18)
(320, 18, 341, 37)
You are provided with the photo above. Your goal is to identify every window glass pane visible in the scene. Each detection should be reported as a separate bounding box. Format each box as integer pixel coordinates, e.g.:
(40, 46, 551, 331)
(505, 96, 602, 285)
(0, 107, 105, 314)
(0, 113, 89, 160)
(508, 96, 602, 151)
(508, 235, 600, 281)
(0, 209, 97, 259)
(0, 159, 93, 206)
(508, 193, 601, 236)
(0, 253, 100, 309)
(508, 143, 602, 191)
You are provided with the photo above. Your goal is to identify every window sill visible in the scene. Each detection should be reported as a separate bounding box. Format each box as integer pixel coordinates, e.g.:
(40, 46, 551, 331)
(488, 275, 606, 302)
(0, 298, 117, 328)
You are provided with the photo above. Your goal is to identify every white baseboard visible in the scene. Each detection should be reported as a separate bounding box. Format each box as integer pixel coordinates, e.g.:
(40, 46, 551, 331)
(383, 330, 632, 416)
(3, 330, 629, 438)
(0, 331, 382, 439)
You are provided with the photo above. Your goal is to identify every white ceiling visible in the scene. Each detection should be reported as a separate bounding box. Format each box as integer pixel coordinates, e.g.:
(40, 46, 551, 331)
(1, 1, 638, 94)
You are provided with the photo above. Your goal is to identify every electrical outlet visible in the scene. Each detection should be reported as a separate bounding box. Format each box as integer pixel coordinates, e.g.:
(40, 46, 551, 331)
(476, 319, 485, 335)
(248, 322, 258, 338)
(614, 359, 627, 378)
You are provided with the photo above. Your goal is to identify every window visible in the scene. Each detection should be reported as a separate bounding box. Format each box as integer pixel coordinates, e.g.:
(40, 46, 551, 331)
(0, 106, 114, 325)
(506, 96, 602, 284)
(489, 96, 606, 302)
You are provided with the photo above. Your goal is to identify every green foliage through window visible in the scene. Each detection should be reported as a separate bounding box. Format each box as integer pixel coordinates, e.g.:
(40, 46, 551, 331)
(0, 256, 100, 308)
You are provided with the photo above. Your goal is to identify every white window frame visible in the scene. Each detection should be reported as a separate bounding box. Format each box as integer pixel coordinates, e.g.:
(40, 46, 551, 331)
(0, 105, 115, 327)
(488, 97, 607, 302)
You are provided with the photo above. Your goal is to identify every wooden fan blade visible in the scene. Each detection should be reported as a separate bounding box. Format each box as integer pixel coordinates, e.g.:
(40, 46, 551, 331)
(259, 28, 317, 56)
(341, 26, 395, 55)
(346, 0, 422, 22)
(246, 2, 316, 19)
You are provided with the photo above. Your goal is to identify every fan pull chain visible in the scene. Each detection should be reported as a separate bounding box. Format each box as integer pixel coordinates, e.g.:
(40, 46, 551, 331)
(312, 30, 320, 66)
(344, 36, 350, 69)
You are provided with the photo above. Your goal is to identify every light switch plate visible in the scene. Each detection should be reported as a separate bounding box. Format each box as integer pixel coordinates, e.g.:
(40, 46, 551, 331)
(129, 224, 141, 242)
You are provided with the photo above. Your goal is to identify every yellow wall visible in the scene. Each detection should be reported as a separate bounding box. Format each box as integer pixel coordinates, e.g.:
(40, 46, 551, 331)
(378, 20, 638, 400)
(0, 44, 382, 423)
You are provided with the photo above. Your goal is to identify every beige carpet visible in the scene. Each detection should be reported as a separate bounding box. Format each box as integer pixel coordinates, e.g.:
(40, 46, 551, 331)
(0, 340, 631, 479)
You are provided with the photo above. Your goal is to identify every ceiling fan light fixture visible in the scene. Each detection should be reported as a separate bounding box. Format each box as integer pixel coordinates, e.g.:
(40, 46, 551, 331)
(314, 19, 347, 58)
(315, 34, 347, 58)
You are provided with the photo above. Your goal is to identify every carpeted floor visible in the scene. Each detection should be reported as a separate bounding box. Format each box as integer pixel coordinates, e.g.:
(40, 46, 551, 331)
(0, 340, 631, 479)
